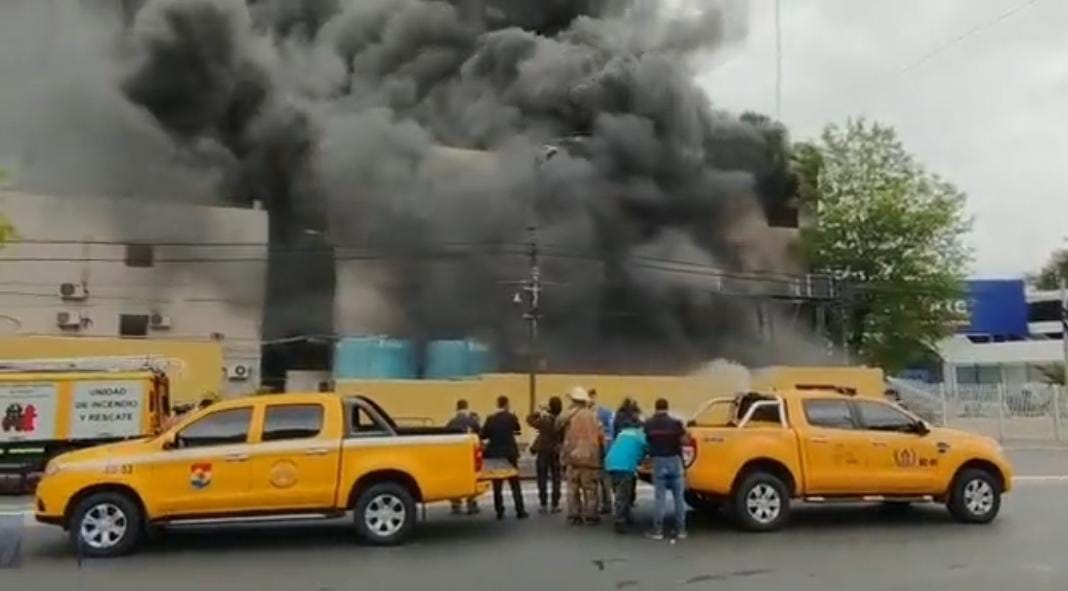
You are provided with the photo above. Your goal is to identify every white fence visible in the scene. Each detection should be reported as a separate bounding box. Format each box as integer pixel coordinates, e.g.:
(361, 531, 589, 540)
(890, 378, 1066, 443)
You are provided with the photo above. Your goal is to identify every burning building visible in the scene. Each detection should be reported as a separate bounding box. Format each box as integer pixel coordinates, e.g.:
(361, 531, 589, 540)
(1, 0, 815, 385)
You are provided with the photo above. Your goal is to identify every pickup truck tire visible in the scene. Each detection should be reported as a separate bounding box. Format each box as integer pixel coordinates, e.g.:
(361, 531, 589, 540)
(354, 482, 417, 545)
(684, 491, 721, 515)
(947, 468, 1001, 524)
(732, 472, 790, 532)
(68, 491, 144, 558)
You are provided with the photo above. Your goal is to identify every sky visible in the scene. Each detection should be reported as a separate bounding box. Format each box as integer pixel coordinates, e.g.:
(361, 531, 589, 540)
(698, 0, 1067, 279)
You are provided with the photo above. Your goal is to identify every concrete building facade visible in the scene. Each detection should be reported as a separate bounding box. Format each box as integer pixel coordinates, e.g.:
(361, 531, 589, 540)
(0, 190, 267, 396)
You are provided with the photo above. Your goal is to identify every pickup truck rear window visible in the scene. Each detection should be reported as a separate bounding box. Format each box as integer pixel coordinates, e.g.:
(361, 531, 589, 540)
(855, 401, 914, 432)
(349, 405, 389, 437)
(263, 405, 323, 441)
(803, 400, 856, 430)
(177, 408, 252, 448)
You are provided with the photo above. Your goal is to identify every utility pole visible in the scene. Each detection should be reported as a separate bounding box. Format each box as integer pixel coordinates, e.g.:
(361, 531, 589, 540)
(1057, 276, 1068, 437)
(522, 223, 542, 415)
(838, 281, 852, 365)
(774, 0, 783, 118)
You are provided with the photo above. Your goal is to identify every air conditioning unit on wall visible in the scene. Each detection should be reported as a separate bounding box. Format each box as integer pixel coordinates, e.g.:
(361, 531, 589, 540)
(56, 310, 87, 329)
(59, 282, 88, 301)
(150, 312, 172, 329)
(226, 363, 254, 381)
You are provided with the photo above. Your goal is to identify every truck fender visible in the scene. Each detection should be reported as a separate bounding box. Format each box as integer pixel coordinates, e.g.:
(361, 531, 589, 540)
(731, 458, 798, 497)
(346, 470, 423, 508)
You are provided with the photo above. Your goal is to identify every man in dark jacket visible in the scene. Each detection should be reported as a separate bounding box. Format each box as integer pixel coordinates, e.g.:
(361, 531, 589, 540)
(644, 398, 688, 540)
(446, 399, 481, 515)
(481, 396, 529, 520)
(526, 396, 563, 514)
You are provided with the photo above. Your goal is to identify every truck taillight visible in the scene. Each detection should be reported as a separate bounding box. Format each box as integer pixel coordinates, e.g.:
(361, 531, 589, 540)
(682, 439, 697, 469)
(474, 444, 484, 472)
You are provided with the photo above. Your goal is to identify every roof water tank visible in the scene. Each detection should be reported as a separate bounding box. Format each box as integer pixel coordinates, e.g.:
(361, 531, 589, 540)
(334, 336, 417, 380)
(424, 339, 495, 379)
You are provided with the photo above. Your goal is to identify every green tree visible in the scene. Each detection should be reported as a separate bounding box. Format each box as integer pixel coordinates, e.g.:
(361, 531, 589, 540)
(1033, 249, 1068, 290)
(799, 118, 972, 372)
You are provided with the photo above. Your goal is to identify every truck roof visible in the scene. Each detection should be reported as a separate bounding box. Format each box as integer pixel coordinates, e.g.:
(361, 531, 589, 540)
(0, 370, 160, 382)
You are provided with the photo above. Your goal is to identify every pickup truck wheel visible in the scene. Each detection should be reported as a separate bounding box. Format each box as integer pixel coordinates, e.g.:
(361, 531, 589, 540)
(69, 492, 144, 558)
(354, 483, 416, 545)
(684, 491, 721, 515)
(947, 469, 1001, 524)
(732, 472, 790, 532)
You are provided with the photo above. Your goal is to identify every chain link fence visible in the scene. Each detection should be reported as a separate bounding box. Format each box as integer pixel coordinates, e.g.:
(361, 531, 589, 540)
(890, 378, 1067, 443)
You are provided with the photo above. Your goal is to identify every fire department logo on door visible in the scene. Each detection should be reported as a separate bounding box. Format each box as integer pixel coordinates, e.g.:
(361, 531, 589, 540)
(269, 460, 298, 489)
(190, 463, 213, 489)
(893, 448, 918, 468)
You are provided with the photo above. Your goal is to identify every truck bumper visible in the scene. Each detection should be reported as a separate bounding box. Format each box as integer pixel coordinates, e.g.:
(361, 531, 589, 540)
(34, 513, 64, 527)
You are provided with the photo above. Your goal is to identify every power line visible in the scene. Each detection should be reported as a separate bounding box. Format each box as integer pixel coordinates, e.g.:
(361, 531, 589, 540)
(0, 239, 966, 299)
(901, 0, 1043, 73)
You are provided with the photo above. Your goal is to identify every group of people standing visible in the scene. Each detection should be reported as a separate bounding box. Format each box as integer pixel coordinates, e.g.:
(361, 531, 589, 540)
(446, 386, 689, 539)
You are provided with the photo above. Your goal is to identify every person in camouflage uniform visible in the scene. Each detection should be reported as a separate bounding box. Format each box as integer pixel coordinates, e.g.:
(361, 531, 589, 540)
(557, 387, 604, 525)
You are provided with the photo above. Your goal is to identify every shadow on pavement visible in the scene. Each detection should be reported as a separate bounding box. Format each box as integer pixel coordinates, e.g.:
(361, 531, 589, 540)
(688, 502, 957, 532)
(25, 503, 966, 561)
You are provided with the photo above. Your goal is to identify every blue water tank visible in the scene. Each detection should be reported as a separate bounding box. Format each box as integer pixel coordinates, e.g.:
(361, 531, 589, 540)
(334, 337, 418, 380)
(424, 340, 496, 379)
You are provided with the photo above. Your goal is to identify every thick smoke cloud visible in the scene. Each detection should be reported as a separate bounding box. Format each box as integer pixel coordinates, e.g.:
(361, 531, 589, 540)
(0, 0, 817, 373)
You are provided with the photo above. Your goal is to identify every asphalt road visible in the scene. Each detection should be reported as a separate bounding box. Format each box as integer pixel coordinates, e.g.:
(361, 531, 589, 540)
(3, 449, 1068, 590)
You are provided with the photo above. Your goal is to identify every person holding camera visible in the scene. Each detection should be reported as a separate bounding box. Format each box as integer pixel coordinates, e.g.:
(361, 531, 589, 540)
(527, 396, 564, 514)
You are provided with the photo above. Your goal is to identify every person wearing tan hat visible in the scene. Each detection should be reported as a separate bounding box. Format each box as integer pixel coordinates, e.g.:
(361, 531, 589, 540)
(556, 386, 604, 525)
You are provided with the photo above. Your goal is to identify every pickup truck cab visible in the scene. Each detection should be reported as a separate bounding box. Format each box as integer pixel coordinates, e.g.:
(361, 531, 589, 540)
(683, 388, 1013, 531)
(35, 393, 486, 556)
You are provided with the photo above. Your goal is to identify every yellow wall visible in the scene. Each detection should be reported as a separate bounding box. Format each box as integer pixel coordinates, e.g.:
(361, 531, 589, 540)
(751, 366, 886, 398)
(337, 366, 888, 445)
(0, 337, 224, 404)
(336, 372, 743, 445)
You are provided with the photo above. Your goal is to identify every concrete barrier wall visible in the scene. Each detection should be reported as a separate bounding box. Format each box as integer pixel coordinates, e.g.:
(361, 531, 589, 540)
(336, 372, 743, 444)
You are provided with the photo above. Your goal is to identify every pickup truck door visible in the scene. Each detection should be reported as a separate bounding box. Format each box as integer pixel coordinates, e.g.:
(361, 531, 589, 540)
(798, 399, 877, 495)
(248, 402, 342, 511)
(153, 406, 253, 516)
(853, 400, 942, 494)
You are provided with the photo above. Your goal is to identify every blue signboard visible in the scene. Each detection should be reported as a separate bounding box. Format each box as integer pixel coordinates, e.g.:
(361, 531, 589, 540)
(956, 279, 1028, 337)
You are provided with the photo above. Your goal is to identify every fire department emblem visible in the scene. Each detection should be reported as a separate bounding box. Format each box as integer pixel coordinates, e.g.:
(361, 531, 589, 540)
(893, 448, 918, 468)
(190, 462, 213, 489)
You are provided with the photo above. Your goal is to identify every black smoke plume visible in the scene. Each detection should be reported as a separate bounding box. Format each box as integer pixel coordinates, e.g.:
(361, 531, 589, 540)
(0, 0, 811, 375)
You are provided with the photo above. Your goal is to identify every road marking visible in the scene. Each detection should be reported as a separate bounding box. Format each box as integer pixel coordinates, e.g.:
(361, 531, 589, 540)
(3, 475, 1067, 528)
(1014, 475, 1068, 482)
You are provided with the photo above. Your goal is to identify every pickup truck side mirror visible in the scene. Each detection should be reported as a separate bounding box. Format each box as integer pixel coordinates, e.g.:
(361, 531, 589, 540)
(161, 433, 178, 450)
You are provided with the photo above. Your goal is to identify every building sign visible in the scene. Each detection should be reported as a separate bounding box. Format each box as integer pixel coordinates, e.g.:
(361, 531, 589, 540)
(956, 279, 1029, 337)
(71, 381, 144, 439)
(0, 383, 57, 442)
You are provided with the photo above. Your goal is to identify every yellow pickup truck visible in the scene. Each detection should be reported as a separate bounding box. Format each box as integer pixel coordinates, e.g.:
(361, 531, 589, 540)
(682, 388, 1013, 531)
(35, 393, 486, 556)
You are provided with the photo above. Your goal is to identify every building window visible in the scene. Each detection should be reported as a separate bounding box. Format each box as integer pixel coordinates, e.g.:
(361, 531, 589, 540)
(124, 243, 154, 268)
(119, 314, 149, 337)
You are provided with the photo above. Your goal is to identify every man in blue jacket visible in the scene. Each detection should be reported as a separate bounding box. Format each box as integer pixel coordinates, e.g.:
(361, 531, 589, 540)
(604, 409, 647, 533)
